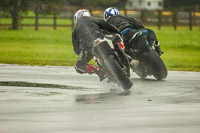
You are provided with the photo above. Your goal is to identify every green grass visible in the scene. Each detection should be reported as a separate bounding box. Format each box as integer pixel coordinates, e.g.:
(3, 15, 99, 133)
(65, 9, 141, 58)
(0, 28, 77, 66)
(1, 10, 72, 25)
(149, 26, 200, 71)
(21, 11, 35, 17)
(0, 26, 200, 71)
(20, 18, 72, 25)
(0, 18, 12, 24)
(1, 18, 72, 25)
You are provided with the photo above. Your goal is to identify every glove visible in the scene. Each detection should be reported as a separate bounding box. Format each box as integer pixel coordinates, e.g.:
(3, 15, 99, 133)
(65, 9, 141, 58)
(86, 64, 98, 74)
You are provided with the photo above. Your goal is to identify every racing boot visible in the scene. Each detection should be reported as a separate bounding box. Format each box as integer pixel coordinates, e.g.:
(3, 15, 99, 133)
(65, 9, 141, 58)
(153, 40, 164, 56)
(86, 64, 106, 81)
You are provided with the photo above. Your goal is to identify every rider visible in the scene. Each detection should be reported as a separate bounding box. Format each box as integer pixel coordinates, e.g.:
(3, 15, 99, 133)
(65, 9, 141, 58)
(72, 9, 121, 80)
(103, 7, 163, 56)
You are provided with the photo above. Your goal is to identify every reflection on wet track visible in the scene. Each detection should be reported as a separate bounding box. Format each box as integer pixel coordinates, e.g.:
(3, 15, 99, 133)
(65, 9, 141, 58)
(0, 81, 131, 104)
(0, 64, 200, 133)
(75, 89, 131, 104)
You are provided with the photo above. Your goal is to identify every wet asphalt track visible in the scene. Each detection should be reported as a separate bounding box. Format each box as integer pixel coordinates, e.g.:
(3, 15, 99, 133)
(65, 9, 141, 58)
(0, 64, 200, 133)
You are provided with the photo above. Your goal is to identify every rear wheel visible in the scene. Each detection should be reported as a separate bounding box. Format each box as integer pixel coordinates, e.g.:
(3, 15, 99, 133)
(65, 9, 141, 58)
(143, 49, 168, 80)
(134, 61, 149, 79)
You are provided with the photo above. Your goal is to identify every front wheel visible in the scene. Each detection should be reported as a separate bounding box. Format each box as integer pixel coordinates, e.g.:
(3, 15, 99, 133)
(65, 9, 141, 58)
(104, 55, 133, 90)
(93, 41, 133, 90)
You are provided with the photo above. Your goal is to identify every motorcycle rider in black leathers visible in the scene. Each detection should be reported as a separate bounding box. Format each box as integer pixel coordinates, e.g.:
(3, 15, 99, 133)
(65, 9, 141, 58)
(72, 9, 121, 80)
(103, 7, 163, 56)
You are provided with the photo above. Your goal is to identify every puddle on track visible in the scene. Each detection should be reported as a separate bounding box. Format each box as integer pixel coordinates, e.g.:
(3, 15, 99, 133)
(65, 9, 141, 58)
(0, 81, 88, 90)
(0, 81, 130, 104)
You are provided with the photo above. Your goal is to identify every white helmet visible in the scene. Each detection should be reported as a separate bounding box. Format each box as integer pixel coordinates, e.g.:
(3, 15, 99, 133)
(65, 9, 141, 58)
(73, 9, 91, 25)
(104, 7, 119, 21)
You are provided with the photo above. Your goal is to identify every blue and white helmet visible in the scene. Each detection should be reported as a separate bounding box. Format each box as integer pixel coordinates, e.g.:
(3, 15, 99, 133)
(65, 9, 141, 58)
(73, 9, 91, 25)
(104, 7, 119, 21)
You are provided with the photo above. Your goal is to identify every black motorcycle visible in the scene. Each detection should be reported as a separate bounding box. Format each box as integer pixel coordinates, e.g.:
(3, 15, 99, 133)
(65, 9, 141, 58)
(126, 30, 168, 80)
(92, 34, 133, 90)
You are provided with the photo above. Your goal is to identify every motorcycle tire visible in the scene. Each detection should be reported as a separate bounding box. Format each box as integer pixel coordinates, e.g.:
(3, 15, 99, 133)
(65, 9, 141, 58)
(143, 49, 168, 80)
(93, 41, 133, 90)
(104, 55, 133, 90)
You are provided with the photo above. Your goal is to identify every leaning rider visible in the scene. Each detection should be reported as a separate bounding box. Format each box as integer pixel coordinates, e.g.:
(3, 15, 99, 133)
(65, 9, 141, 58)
(72, 9, 121, 81)
(103, 7, 163, 56)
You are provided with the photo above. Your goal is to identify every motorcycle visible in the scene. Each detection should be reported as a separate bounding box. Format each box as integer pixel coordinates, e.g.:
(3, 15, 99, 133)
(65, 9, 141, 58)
(92, 34, 133, 90)
(126, 30, 168, 80)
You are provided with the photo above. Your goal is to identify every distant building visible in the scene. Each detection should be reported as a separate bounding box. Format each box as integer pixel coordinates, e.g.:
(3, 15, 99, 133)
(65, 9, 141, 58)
(125, 0, 164, 10)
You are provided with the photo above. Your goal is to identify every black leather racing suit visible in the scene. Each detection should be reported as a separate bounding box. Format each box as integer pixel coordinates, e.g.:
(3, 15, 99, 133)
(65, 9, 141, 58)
(107, 15, 144, 32)
(107, 15, 161, 55)
(72, 16, 120, 74)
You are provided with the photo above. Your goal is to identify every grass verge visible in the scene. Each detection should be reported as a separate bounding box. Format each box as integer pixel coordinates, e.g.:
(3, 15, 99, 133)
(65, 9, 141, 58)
(0, 26, 200, 71)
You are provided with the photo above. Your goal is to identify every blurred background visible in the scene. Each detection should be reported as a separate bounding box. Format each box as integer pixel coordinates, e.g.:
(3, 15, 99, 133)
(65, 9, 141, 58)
(0, 0, 200, 30)
(0, 0, 200, 71)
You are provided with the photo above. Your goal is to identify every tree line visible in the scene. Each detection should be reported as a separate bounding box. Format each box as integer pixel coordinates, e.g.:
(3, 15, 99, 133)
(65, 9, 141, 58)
(0, 0, 200, 30)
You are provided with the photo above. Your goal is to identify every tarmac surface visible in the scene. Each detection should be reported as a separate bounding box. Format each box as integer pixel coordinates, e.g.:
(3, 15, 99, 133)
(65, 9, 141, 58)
(0, 64, 200, 133)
